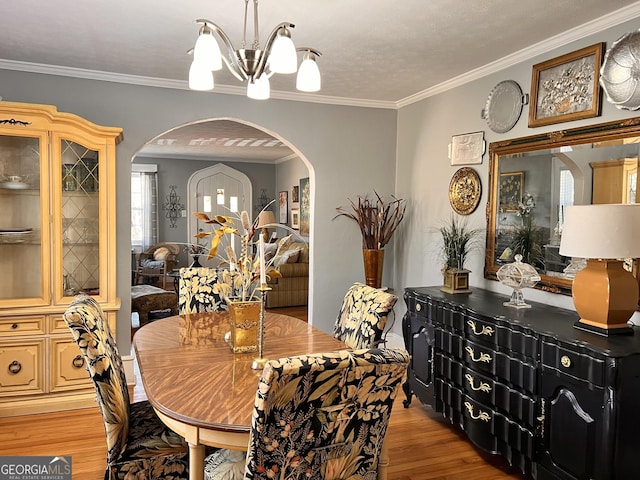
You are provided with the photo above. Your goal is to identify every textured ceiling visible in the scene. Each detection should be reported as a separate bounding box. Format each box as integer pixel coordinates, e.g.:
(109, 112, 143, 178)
(1, 0, 639, 160)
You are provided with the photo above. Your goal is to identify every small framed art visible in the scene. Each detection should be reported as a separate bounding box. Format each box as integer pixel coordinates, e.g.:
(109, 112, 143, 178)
(279, 191, 288, 224)
(291, 208, 300, 229)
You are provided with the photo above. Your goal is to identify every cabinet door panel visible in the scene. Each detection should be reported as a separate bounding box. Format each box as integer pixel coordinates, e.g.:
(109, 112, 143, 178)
(51, 338, 91, 391)
(540, 371, 607, 480)
(0, 341, 44, 394)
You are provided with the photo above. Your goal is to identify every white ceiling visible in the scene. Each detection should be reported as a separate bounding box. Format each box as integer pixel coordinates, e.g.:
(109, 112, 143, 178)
(2, 0, 639, 160)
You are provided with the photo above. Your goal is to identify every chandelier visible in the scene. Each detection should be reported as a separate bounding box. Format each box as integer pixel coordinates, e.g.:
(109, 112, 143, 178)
(188, 0, 322, 99)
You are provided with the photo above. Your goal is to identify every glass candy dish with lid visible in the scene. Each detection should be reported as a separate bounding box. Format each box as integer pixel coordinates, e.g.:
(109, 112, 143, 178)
(496, 254, 541, 309)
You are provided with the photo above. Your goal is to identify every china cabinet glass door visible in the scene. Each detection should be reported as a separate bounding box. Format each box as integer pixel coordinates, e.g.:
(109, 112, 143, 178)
(0, 131, 49, 305)
(57, 137, 102, 301)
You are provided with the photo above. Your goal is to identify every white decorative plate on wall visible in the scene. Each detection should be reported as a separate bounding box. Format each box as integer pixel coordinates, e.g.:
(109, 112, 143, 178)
(481, 80, 528, 133)
(600, 30, 640, 110)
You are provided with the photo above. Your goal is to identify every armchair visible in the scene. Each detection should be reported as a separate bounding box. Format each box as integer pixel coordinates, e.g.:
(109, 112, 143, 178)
(134, 242, 179, 289)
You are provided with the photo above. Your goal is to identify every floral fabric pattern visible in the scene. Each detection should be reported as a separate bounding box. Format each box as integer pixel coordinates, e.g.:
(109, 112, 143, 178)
(63, 294, 188, 480)
(179, 267, 231, 314)
(204, 348, 409, 480)
(333, 283, 398, 349)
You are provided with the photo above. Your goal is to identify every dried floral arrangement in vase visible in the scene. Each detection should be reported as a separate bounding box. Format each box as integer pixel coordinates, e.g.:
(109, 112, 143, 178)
(334, 191, 406, 288)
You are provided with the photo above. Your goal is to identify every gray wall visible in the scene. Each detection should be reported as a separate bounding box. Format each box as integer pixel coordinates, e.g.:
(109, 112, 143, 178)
(394, 16, 640, 331)
(0, 71, 398, 350)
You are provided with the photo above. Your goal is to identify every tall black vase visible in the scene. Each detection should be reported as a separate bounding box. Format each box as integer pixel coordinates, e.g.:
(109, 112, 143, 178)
(189, 255, 202, 268)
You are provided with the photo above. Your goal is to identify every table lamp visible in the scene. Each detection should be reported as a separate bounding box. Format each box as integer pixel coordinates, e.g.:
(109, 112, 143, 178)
(559, 204, 640, 335)
(257, 210, 276, 240)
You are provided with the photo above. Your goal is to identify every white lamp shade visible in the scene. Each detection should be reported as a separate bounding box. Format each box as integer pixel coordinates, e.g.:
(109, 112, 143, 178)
(559, 204, 640, 259)
(296, 53, 321, 92)
(194, 31, 222, 71)
(268, 30, 297, 74)
(189, 60, 214, 90)
(247, 75, 270, 100)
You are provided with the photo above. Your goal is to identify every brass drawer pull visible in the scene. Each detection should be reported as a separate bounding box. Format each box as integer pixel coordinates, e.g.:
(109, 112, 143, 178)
(415, 303, 422, 312)
(467, 320, 494, 337)
(8, 360, 22, 375)
(465, 346, 492, 363)
(465, 373, 492, 393)
(561, 355, 572, 368)
(464, 401, 491, 422)
(72, 355, 85, 369)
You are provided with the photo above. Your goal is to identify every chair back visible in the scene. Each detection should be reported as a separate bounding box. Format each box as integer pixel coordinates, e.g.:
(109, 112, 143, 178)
(244, 348, 409, 479)
(62, 294, 130, 464)
(178, 267, 230, 314)
(333, 282, 398, 349)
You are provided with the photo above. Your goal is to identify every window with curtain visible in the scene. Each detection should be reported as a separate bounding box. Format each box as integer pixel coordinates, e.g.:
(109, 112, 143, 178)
(131, 164, 158, 252)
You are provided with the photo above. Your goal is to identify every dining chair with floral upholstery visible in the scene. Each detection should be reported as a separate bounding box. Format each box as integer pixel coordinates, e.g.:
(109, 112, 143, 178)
(178, 267, 234, 314)
(333, 282, 398, 349)
(63, 293, 189, 480)
(203, 347, 410, 480)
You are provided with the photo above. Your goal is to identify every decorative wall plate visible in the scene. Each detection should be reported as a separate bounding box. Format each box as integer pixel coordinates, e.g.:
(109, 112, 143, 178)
(481, 80, 528, 133)
(600, 30, 640, 110)
(448, 167, 481, 215)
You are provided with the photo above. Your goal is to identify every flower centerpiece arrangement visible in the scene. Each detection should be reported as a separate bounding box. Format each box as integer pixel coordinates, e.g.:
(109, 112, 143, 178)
(192, 206, 300, 354)
(438, 215, 483, 294)
(334, 191, 406, 288)
(192, 209, 290, 303)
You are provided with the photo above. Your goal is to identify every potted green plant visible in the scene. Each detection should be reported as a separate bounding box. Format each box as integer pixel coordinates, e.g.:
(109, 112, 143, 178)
(438, 215, 483, 294)
(334, 191, 406, 288)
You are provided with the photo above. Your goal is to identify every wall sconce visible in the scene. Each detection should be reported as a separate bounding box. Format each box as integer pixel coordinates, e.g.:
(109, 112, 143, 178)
(162, 185, 184, 228)
(559, 204, 640, 335)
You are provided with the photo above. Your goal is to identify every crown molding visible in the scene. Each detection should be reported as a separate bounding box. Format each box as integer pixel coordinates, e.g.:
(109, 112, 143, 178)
(0, 58, 396, 110)
(2, 2, 640, 111)
(396, 1, 640, 108)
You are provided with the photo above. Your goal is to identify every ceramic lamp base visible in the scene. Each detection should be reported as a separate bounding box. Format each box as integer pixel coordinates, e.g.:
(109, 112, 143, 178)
(572, 259, 637, 336)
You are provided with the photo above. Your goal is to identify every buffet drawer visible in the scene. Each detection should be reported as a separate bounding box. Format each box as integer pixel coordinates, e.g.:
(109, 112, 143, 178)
(436, 330, 537, 395)
(437, 353, 537, 429)
(0, 316, 46, 337)
(436, 378, 535, 471)
(541, 338, 605, 386)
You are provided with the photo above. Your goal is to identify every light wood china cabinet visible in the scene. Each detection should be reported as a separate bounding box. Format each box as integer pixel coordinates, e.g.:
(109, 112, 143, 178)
(0, 102, 122, 416)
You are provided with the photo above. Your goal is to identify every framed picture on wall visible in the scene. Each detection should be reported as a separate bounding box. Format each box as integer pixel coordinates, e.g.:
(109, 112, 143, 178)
(499, 172, 524, 212)
(529, 43, 604, 127)
(292, 185, 299, 203)
(299, 177, 310, 237)
(291, 208, 300, 229)
(279, 191, 288, 224)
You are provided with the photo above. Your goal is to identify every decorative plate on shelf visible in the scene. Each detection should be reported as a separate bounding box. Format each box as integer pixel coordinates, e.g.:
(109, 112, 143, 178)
(482, 80, 528, 133)
(448, 167, 481, 215)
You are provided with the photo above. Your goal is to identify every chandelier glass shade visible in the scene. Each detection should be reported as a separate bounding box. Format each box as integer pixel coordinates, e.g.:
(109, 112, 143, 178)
(188, 0, 321, 99)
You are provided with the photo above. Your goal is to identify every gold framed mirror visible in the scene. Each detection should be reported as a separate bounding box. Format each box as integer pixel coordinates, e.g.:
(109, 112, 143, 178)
(485, 116, 640, 295)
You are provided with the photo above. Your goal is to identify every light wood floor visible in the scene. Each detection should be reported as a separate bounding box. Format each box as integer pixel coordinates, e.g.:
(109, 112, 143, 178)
(0, 305, 530, 480)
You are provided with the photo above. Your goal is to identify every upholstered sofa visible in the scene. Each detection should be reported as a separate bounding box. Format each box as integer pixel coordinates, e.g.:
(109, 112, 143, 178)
(265, 241, 309, 308)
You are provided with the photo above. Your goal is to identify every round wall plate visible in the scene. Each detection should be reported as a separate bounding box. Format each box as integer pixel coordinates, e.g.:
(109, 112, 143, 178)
(600, 30, 640, 110)
(449, 167, 481, 215)
(483, 80, 526, 133)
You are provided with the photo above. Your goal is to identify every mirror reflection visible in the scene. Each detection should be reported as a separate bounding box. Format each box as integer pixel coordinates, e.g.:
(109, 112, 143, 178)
(485, 117, 640, 294)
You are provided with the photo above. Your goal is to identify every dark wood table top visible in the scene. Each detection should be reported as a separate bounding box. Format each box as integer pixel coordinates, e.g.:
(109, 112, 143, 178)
(133, 312, 346, 434)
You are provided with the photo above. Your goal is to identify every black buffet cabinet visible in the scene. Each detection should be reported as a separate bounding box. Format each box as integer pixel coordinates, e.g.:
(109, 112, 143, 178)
(402, 287, 640, 480)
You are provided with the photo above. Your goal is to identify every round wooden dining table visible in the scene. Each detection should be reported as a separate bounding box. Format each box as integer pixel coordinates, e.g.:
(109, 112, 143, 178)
(133, 311, 347, 480)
